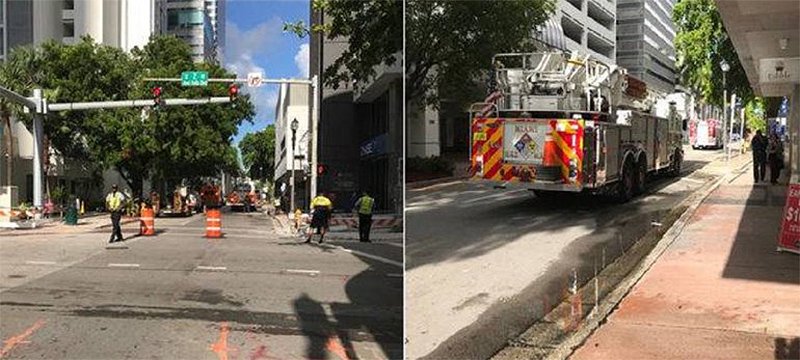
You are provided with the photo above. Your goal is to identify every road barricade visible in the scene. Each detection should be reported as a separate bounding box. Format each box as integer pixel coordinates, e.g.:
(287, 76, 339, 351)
(139, 207, 155, 236)
(206, 208, 222, 238)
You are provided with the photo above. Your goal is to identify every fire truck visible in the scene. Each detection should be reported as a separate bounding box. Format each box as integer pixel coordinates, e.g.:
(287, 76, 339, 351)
(470, 51, 684, 202)
(226, 182, 258, 212)
(688, 118, 723, 149)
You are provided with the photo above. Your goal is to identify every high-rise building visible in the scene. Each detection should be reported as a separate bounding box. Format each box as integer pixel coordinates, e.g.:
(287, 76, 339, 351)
(616, 0, 677, 93)
(537, 0, 617, 65)
(61, 0, 156, 51)
(155, 0, 225, 64)
(309, 6, 403, 214)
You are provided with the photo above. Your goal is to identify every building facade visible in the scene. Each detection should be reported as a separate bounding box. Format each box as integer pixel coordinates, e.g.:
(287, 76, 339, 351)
(616, 0, 677, 94)
(274, 83, 310, 212)
(310, 7, 402, 214)
(550, 0, 617, 64)
(155, 0, 225, 63)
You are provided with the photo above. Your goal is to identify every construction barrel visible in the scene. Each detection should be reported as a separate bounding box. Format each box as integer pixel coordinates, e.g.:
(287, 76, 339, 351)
(206, 208, 222, 238)
(139, 207, 155, 236)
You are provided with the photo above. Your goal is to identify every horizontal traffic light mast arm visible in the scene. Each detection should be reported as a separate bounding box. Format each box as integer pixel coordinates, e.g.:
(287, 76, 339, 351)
(48, 97, 231, 111)
(142, 77, 313, 85)
(0, 85, 38, 109)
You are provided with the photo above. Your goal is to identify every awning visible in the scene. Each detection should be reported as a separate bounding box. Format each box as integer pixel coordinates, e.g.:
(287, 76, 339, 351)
(534, 17, 566, 51)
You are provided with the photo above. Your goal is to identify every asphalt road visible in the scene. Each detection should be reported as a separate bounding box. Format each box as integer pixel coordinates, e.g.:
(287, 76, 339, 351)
(405, 147, 728, 359)
(0, 210, 402, 359)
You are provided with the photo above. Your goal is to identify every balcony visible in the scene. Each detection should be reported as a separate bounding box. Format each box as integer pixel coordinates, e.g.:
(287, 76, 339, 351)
(561, 14, 584, 45)
(587, 0, 615, 29)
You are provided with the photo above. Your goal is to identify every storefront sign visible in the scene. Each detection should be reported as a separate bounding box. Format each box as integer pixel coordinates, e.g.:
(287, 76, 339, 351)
(361, 133, 388, 157)
(778, 183, 800, 254)
(759, 58, 800, 84)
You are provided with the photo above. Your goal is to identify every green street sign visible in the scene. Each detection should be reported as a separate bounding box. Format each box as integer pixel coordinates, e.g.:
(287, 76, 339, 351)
(181, 71, 208, 86)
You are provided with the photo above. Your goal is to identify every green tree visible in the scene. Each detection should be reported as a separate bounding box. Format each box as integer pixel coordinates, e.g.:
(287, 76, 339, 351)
(744, 97, 766, 133)
(406, 0, 556, 107)
(284, 0, 402, 89)
(4, 35, 254, 197)
(0, 46, 45, 186)
(238, 125, 276, 182)
(673, 0, 752, 107)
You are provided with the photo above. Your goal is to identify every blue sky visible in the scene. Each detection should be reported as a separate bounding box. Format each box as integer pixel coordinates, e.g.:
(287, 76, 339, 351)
(224, 0, 310, 143)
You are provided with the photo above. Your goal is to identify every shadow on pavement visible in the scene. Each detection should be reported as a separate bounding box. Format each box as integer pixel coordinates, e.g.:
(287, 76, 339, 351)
(291, 244, 403, 359)
(721, 179, 797, 284)
(775, 337, 800, 360)
(407, 158, 711, 271)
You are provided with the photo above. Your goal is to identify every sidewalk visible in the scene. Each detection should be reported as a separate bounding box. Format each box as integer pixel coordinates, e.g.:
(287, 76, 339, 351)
(571, 165, 799, 359)
(270, 212, 402, 243)
(0, 213, 139, 237)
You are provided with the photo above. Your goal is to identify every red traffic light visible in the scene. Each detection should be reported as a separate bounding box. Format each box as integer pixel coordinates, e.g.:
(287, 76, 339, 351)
(228, 84, 239, 100)
(317, 164, 326, 175)
(152, 86, 163, 108)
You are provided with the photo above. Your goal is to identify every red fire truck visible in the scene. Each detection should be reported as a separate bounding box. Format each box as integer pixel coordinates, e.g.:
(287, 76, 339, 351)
(470, 51, 684, 202)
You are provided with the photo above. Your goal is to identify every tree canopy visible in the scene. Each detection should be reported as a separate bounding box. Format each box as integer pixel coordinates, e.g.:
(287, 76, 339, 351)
(238, 125, 276, 182)
(285, 0, 402, 89)
(673, 0, 752, 107)
(0, 35, 254, 196)
(406, 0, 556, 107)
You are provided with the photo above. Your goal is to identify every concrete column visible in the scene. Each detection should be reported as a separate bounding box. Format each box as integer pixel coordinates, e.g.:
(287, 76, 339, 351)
(32, 90, 43, 208)
(789, 84, 800, 184)
(407, 100, 441, 158)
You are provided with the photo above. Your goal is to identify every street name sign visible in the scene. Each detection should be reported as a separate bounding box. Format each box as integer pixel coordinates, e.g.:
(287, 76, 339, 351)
(181, 71, 209, 86)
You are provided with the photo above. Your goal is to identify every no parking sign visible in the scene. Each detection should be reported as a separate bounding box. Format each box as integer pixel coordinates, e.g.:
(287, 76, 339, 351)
(778, 184, 800, 254)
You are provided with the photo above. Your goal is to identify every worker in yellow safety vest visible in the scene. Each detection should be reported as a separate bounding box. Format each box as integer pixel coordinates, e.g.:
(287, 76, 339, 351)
(105, 184, 127, 243)
(354, 191, 375, 243)
(306, 193, 333, 244)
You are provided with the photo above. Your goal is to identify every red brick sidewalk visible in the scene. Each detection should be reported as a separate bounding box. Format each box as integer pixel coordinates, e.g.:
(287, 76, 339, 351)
(572, 170, 800, 359)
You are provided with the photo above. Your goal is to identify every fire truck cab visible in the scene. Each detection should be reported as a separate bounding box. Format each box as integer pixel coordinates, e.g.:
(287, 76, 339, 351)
(470, 51, 683, 202)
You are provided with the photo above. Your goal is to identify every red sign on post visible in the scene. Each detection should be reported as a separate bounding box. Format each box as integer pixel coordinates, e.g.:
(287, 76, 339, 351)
(778, 184, 800, 254)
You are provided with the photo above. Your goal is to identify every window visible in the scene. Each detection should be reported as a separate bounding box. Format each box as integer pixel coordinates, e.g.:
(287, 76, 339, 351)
(167, 8, 204, 30)
(62, 20, 74, 37)
(63, 0, 74, 10)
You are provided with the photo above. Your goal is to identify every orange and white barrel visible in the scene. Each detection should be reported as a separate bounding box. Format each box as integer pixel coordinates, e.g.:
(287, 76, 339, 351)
(139, 207, 155, 236)
(206, 208, 222, 238)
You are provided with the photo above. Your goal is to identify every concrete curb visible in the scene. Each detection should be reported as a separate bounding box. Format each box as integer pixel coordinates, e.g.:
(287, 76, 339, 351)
(545, 158, 754, 360)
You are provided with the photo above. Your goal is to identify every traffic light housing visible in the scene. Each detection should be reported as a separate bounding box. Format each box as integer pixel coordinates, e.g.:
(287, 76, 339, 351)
(228, 84, 239, 102)
(317, 164, 327, 176)
(152, 86, 163, 109)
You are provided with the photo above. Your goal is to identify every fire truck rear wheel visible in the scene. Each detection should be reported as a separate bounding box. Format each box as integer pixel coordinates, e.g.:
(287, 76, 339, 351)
(617, 160, 635, 203)
(634, 159, 647, 195)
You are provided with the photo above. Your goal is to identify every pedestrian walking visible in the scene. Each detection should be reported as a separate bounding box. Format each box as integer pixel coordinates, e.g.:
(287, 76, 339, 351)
(106, 184, 126, 243)
(767, 133, 784, 185)
(751, 130, 767, 183)
(306, 193, 332, 244)
(354, 191, 375, 243)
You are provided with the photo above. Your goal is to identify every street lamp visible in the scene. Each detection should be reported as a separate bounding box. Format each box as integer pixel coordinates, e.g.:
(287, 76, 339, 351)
(720, 59, 730, 160)
(290, 118, 299, 214)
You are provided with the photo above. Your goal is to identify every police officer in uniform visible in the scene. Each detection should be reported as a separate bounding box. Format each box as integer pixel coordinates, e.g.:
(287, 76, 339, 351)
(106, 184, 126, 243)
(354, 191, 375, 243)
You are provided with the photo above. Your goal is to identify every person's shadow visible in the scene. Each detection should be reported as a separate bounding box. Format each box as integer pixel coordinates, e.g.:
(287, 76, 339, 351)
(293, 293, 332, 359)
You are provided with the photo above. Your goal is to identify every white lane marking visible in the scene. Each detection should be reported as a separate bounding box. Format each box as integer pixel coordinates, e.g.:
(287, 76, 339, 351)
(386, 273, 403, 278)
(286, 269, 320, 276)
(196, 266, 227, 271)
(25, 261, 56, 265)
(330, 246, 403, 268)
(108, 263, 140, 268)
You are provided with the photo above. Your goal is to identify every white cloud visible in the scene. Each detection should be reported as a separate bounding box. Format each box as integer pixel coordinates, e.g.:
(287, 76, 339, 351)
(225, 19, 284, 126)
(294, 43, 310, 78)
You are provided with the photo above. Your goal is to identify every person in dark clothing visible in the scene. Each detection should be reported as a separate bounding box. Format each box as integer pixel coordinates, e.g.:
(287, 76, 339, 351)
(751, 130, 767, 182)
(105, 184, 126, 243)
(767, 133, 784, 184)
(354, 191, 375, 243)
